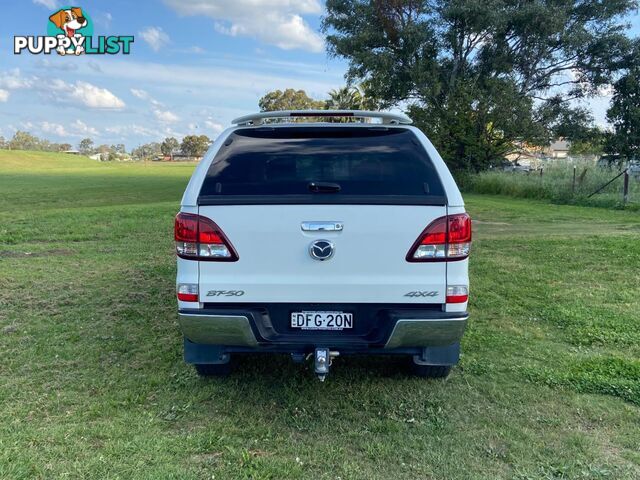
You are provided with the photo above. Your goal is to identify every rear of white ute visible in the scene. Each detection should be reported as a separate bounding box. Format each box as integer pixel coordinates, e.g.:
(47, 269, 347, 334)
(175, 111, 470, 380)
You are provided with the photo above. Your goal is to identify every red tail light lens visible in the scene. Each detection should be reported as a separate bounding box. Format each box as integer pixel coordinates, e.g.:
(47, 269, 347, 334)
(446, 285, 469, 303)
(177, 283, 199, 302)
(407, 213, 471, 262)
(175, 213, 239, 261)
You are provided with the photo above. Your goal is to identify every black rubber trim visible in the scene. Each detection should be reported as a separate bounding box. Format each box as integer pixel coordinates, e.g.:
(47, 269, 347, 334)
(197, 194, 447, 206)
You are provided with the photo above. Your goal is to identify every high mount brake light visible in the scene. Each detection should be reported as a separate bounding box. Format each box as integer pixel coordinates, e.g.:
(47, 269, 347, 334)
(174, 213, 239, 261)
(406, 213, 472, 262)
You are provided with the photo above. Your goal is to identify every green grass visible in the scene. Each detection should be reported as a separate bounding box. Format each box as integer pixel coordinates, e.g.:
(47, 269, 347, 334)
(1, 151, 639, 479)
(463, 161, 640, 210)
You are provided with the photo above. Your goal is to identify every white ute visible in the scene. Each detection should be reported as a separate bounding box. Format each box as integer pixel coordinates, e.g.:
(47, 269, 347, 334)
(175, 110, 471, 380)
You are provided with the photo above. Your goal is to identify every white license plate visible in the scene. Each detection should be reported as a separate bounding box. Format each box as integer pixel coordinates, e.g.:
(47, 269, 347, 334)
(290, 311, 353, 330)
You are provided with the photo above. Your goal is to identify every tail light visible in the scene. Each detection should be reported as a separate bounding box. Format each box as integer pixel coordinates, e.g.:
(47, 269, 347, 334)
(177, 283, 198, 302)
(406, 213, 471, 262)
(174, 212, 239, 261)
(446, 285, 468, 303)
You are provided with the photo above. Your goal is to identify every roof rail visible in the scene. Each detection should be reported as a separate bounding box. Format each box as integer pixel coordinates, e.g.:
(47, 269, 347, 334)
(231, 110, 412, 126)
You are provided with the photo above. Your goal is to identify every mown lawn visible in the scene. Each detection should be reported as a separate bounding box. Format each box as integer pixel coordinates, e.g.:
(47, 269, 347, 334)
(1, 151, 639, 479)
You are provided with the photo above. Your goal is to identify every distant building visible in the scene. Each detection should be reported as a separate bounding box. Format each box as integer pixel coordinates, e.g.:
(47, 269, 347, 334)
(63, 149, 80, 155)
(158, 153, 200, 162)
(544, 139, 571, 159)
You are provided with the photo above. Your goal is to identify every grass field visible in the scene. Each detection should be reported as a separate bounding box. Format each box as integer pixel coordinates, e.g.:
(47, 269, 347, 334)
(463, 161, 640, 210)
(1, 151, 639, 479)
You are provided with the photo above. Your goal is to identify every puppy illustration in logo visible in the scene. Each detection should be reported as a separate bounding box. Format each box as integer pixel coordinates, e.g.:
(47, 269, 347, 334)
(49, 7, 88, 55)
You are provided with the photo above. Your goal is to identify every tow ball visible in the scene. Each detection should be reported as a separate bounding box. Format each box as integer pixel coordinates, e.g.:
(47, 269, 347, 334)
(314, 348, 339, 381)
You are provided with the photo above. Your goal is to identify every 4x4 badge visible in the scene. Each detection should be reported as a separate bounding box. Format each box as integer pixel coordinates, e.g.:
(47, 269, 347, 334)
(309, 240, 334, 261)
(404, 291, 438, 297)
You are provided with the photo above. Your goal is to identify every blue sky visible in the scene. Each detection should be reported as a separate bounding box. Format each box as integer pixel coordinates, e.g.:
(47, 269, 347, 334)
(0, 0, 638, 150)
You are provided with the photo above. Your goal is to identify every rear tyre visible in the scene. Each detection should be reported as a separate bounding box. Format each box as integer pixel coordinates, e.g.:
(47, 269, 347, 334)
(410, 363, 451, 378)
(194, 362, 232, 377)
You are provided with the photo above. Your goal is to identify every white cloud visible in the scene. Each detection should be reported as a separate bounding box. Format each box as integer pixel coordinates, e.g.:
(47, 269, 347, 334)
(130, 88, 150, 100)
(40, 121, 68, 137)
(71, 120, 99, 136)
(162, 0, 323, 52)
(0, 69, 124, 110)
(139, 27, 170, 52)
(204, 119, 224, 135)
(106, 124, 157, 137)
(0, 89, 8, 102)
(35, 120, 100, 139)
(130, 88, 162, 107)
(33, 0, 58, 8)
(72, 81, 125, 109)
(130, 88, 179, 123)
(153, 108, 179, 123)
(0, 69, 34, 90)
(80, 59, 340, 101)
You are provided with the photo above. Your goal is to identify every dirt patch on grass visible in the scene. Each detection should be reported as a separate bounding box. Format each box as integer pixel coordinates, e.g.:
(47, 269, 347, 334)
(0, 249, 73, 258)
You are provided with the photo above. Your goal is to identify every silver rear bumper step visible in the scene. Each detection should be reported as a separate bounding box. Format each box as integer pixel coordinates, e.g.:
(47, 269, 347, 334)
(179, 314, 259, 347)
(178, 312, 467, 349)
(383, 317, 467, 348)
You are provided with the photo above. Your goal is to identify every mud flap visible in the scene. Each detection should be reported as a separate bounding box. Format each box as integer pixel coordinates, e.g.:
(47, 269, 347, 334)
(184, 337, 230, 364)
(413, 343, 460, 366)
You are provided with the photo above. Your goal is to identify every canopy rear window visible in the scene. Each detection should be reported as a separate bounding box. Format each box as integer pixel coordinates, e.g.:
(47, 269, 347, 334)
(198, 127, 446, 205)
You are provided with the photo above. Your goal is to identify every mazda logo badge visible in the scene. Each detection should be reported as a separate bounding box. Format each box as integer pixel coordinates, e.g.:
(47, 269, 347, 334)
(309, 239, 334, 261)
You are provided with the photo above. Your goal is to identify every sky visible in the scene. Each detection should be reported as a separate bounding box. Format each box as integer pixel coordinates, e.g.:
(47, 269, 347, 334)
(0, 0, 638, 150)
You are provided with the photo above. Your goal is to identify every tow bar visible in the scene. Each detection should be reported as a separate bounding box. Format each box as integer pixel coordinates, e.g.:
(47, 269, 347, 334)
(314, 348, 339, 381)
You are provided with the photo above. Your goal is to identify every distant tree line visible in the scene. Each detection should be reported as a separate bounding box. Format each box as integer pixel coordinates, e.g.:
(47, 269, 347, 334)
(132, 134, 211, 160)
(0, 131, 72, 152)
(0, 131, 212, 162)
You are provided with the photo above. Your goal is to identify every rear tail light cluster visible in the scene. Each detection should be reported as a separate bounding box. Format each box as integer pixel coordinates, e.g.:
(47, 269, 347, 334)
(446, 285, 468, 303)
(177, 283, 198, 302)
(406, 213, 472, 262)
(174, 213, 239, 261)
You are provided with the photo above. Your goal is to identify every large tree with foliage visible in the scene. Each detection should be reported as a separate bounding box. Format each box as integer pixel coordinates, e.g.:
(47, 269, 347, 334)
(8, 131, 41, 151)
(78, 138, 94, 155)
(181, 135, 211, 157)
(323, 0, 636, 170)
(131, 142, 161, 160)
(606, 41, 640, 162)
(259, 89, 325, 111)
(161, 137, 180, 159)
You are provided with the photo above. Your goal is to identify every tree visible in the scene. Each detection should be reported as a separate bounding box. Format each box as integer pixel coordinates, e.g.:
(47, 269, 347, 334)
(326, 86, 362, 110)
(323, 0, 635, 170)
(606, 42, 640, 162)
(259, 89, 325, 112)
(131, 142, 161, 160)
(57, 143, 73, 152)
(8, 131, 41, 150)
(181, 135, 210, 158)
(325, 84, 380, 111)
(0, 136, 6, 149)
(161, 137, 180, 160)
(78, 138, 94, 155)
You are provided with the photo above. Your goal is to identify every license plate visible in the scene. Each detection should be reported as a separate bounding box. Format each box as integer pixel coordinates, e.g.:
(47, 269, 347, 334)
(290, 311, 353, 330)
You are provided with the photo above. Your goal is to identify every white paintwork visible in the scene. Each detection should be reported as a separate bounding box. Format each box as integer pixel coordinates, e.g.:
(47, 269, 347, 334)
(177, 120, 468, 306)
(197, 205, 447, 303)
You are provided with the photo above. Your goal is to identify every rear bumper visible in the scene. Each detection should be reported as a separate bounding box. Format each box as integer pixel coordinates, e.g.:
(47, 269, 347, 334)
(178, 305, 468, 350)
